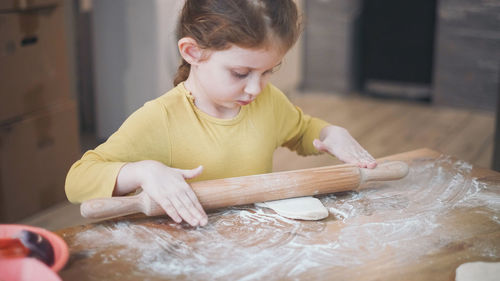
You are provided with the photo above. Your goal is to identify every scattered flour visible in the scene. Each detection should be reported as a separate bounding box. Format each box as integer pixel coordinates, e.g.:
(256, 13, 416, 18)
(68, 156, 500, 280)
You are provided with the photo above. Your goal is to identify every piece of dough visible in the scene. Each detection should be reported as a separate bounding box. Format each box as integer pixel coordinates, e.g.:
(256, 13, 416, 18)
(255, 196, 329, 220)
(456, 261, 500, 281)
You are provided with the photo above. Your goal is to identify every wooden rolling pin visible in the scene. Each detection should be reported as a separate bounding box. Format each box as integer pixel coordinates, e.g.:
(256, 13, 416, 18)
(81, 161, 409, 219)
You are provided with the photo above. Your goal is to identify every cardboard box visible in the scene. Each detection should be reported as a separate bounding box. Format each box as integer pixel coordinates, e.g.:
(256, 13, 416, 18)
(0, 0, 60, 12)
(0, 3, 71, 122)
(0, 100, 80, 222)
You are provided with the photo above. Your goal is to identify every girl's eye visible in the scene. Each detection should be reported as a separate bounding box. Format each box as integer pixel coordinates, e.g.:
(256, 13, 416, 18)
(231, 71, 249, 79)
(263, 64, 281, 76)
(263, 70, 273, 76)
(271, 64, 282, 73)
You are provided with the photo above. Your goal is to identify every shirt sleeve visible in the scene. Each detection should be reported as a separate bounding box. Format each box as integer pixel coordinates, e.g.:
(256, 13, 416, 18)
(270, 84, 331, 156)
(65, 100, 170, 203)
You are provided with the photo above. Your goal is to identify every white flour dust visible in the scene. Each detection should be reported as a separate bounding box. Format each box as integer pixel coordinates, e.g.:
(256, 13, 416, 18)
(69, 156, 500, 280)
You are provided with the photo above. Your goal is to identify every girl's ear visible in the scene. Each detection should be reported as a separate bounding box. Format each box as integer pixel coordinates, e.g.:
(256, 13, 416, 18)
(178, 37, 203, 65)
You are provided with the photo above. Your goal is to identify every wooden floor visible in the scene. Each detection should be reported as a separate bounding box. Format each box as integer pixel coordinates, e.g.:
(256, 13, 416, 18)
(20, 92, 496, 230)
(274, 91, 496, 171)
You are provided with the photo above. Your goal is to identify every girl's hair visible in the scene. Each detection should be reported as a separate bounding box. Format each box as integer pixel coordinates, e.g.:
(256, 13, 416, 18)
(173, 0, 301, 86)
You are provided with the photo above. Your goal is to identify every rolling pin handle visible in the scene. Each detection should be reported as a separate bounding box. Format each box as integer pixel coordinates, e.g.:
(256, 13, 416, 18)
(359, 161, 409, 185)
(80, 194, 144, 219)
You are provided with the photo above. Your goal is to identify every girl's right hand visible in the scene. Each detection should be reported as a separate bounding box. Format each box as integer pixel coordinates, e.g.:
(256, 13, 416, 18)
(115, 160, 208, 227)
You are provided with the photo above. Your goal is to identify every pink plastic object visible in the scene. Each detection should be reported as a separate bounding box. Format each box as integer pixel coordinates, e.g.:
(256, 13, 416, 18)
(0, 224, 68, 272)
(0, 258, 62, 281)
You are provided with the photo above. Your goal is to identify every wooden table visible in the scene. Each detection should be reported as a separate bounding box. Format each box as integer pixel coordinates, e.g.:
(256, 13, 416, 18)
(56, 149, 500, 280)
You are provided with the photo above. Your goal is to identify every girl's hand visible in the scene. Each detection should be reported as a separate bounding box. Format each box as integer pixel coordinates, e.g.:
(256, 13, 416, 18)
(313, 125, 377, 169)
(115, 160, 208, 227)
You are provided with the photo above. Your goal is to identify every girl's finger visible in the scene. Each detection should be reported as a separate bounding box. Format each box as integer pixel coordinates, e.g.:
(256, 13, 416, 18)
(356, 161, 367, 168)
(169, 196, 199, 227)
(360, 149, 375, 160)
(313, 139, 329, 153)
(173, 166, 204, 179)
(359, 150, 377, 168)
(158, 198, 182, 224)
(178, 191, 207, 225)
(184, 190, 208, 225)
(186, 189, 206, 214)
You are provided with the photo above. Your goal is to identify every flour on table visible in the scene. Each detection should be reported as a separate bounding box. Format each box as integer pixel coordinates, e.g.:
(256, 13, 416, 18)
(456, 261, 500, 281)
(70, 156, 500, 281)
(256, 196, 329, 220)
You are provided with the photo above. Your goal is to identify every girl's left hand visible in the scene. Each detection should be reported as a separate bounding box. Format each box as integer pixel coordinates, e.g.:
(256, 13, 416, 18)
(314, 125, 377, 169)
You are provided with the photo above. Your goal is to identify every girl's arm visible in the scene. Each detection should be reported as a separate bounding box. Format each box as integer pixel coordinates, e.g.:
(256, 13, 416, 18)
(268, 85, 376, 166)
(65, 100, 208, 226)
(313, 125, 377, 169)
(115, 160, 208, 227)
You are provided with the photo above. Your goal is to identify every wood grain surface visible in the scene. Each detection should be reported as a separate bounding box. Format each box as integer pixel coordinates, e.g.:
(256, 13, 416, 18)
(56, 149, 500, 281)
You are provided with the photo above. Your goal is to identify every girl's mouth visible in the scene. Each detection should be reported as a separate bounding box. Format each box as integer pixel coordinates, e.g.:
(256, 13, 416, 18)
(236, 100, 253, 106)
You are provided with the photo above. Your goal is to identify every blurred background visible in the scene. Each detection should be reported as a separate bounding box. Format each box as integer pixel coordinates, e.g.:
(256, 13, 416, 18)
(0, 0, 498, 228)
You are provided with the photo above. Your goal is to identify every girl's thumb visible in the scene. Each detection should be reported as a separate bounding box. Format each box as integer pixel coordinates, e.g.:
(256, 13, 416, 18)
(180, 165, 204, 179)
(313, 139, 328, 153)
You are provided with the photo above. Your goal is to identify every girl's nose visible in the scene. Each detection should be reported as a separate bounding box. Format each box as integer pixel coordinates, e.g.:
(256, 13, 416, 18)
(244, 75, 263, 95)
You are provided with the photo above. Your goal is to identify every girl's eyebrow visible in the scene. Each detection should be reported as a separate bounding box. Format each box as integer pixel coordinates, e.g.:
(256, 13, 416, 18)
(230, 61, 283, 71)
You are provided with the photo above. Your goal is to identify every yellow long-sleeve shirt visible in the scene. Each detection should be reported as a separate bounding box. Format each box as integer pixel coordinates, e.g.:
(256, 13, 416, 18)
(65, 83, 330, 203)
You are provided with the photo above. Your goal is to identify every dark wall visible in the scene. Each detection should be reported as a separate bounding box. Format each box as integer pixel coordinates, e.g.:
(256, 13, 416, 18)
(494, 72, 500, 171)
(432, 0, 500, 111)
(301, 0, 362, 94)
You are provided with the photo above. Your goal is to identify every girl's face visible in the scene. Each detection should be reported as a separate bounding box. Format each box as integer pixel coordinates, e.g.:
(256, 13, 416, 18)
(187, 44, 285, 118)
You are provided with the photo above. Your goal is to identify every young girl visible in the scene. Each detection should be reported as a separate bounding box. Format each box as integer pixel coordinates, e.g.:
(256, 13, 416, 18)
(66, 0, 376, 227)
